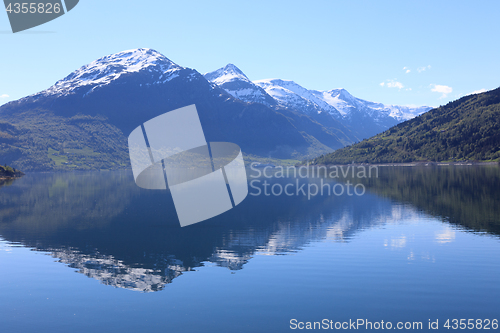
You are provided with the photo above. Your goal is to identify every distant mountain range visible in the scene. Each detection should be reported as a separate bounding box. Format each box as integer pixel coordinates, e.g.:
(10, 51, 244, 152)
(0, 48, 430, 171)
(313, 87, 500, 164)
(204, 64, 431, 138)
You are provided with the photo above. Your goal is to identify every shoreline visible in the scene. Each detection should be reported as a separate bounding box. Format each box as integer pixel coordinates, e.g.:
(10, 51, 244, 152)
(306, 161, 500, 167)
(3, 161, 499, 174)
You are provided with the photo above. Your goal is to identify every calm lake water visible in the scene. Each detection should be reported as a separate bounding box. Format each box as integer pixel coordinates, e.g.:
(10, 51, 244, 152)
(0, 166, 499, 332)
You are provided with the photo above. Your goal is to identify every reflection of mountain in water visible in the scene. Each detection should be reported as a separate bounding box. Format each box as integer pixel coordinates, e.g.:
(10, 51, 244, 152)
(0, 171, 418, 292)
(2, 167, 498, 292)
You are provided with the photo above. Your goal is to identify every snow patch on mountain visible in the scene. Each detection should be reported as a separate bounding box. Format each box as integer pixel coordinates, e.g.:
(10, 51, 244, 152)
(255, 79, 431, 122)
(255, 79, 343, 117)
(317, 89, 431, 121)
(312, 89, 359, 117)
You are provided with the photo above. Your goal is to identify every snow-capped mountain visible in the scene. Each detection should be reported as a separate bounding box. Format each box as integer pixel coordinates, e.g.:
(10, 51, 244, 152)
(41, 48, 184, 98)
(205, 65, 432, 138)
(204, 64, 276, 106)
(204, 63, 249, 86)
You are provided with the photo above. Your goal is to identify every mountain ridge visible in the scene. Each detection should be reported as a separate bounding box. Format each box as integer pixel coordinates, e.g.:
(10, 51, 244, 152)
(204, 64, 432, 139)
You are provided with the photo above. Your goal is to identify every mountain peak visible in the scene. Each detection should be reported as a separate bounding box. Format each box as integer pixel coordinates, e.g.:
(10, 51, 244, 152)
(41, 48, 182, 97)
(204, 63, 250, 85)
(203, 64, 277, 107)
(95, 48, 175, 69)
(66, 48, 178, 80)
(223, 63, 245, 75)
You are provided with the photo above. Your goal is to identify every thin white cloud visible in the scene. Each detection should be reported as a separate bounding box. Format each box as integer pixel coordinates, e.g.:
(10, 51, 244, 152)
(431, 84, 452, 98)
(417, 65, 431, 73)
(403, 67, 411, 74)
(0, 94, 9, 99)
(387, 81, 404, 89)
(467, 88, 487, 96)
(380, 79, 404, 89)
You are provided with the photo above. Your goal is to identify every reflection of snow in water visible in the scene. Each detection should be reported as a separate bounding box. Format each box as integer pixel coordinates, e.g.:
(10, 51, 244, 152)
(435, 226, 456, 244)
(384, 235, 407, 249)
(51, 249, 190, 293)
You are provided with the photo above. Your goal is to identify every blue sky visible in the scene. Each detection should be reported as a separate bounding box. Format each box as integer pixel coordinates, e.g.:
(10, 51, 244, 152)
(1, 0, 499, 107)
